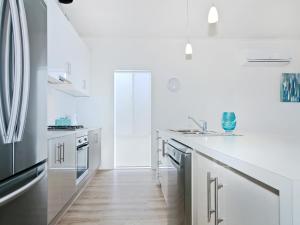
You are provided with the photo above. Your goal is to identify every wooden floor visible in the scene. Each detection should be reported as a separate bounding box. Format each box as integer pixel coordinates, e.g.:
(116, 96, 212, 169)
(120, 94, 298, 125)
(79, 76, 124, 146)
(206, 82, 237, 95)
(57, 169, 167, 225)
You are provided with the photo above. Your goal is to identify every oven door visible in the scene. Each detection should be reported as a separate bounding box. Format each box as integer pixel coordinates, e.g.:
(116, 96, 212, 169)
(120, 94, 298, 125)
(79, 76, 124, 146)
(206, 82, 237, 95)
(166, 153, 185, 225)
(76, 144, 89, 183)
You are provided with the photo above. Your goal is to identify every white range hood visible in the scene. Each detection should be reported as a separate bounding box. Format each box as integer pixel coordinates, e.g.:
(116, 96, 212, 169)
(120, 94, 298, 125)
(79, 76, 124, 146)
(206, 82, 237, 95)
(48, 69, 89, 97)
(48, 69, 72, 84)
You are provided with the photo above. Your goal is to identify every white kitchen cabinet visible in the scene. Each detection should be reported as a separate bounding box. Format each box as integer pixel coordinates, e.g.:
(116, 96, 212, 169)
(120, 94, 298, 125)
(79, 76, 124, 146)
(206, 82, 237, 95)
(193, 151, 280, 225)
(47, 0, 69, 77)
(193, 152, 218, 225)
(48, 134, 76, 224)
(156, 134, 169, 200)
(48, 134, 76, 169)
(88, 129, 102, 173)
(47, 0, 90, 96)
(220, 164, 279, 225)
(157, 136, 169, 167)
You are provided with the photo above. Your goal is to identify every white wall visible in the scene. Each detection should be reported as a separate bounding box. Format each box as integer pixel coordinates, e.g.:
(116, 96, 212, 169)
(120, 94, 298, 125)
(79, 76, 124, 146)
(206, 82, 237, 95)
(47, 85, 97, 127)
(47, 85, 77, 125)
(83, 37, 300, 169)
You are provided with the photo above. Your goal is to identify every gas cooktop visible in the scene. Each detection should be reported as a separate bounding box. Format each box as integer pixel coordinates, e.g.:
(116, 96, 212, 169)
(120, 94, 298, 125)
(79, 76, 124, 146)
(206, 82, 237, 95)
(47, 125, 84, 131)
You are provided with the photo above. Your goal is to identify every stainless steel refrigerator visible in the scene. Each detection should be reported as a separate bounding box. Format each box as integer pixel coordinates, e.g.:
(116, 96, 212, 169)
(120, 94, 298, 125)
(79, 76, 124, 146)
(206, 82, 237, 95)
(0, 0, 47, 224)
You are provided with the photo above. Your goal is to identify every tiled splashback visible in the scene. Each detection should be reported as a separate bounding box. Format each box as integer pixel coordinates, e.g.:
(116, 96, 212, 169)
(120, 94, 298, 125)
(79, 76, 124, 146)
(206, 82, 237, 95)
(47, 85, 77, 125)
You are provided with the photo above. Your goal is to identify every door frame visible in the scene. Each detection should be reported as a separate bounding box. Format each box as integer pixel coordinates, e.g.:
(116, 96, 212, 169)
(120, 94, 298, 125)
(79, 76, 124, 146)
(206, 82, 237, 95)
(113, 70, 152, 168)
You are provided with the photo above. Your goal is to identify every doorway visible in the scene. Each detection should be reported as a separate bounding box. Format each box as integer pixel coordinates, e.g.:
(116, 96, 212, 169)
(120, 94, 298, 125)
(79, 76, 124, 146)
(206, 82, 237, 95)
(114, 71, 151, 168)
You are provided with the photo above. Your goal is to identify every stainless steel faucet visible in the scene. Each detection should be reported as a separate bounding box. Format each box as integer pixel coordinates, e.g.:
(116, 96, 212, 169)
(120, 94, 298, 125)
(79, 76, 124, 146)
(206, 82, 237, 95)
(188, 116, 207, 133)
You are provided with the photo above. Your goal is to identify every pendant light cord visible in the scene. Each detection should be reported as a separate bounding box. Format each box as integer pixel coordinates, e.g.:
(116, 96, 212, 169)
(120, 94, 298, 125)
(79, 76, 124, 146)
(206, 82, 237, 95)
(186, 0, 190, 40)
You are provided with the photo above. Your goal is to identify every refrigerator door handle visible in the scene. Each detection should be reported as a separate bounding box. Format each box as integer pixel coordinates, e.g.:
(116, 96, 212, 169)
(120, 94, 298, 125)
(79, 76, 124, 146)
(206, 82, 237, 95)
(6, 0, 23, 144)
(0, 169, 46, 207)
(3, 9, 12, 121)
(15, 0, 30, 142)
(0, 2, 11, 143)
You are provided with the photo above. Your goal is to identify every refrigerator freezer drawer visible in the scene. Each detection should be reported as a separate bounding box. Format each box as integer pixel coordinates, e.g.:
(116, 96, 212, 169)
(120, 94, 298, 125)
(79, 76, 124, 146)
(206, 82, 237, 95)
(0, 162, 47, 225)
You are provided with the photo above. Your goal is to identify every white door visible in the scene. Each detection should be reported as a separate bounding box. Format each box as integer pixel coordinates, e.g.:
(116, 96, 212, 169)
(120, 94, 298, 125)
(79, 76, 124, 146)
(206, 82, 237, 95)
(114, 71, 151, 167)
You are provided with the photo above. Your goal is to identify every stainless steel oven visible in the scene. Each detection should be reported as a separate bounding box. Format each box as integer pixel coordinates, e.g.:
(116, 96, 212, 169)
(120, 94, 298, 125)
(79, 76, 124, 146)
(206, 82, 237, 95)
(166, 139, 192, 225)
(76, 135, 89, 185)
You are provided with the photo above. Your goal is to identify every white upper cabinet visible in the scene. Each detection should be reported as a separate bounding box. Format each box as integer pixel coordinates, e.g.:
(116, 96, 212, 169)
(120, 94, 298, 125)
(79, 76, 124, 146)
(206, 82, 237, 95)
(47, 0, 90, 97)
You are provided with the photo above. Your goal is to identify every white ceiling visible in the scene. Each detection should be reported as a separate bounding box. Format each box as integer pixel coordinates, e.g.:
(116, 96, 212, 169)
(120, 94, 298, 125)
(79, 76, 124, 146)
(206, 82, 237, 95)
(61, 0, 300, 39)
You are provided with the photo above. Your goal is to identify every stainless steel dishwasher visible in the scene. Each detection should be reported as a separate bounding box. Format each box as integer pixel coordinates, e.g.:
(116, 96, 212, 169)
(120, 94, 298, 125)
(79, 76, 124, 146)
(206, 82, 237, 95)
(166, 139, 192, 225)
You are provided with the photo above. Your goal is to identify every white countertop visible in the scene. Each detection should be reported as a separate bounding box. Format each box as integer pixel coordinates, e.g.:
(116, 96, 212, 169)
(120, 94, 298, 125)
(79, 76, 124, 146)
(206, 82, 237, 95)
(48, 127, 101, 139)
(158, 129, 300, 225)
(160, 130, 300, 181)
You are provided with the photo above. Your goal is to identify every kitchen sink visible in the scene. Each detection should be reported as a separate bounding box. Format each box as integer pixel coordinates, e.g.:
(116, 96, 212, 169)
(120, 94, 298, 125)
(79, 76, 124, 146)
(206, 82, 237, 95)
(169, 129, 207, 134)
(169, 129, 240, 136)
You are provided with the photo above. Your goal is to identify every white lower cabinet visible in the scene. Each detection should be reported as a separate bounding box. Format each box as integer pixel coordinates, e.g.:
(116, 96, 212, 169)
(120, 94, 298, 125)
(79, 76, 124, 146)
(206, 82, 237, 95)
(193, 152, 280, 225)
(88, 129, 102, 173)
(156, 136, 169, 200)
(193, 152, 217, 225)
(47, 134, 76, 224)
(48, 134, 76, 169)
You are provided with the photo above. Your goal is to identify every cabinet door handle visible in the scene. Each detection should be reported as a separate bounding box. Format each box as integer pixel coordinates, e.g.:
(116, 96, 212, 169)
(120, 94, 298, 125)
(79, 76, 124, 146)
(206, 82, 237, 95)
(55, 144, 58, 163)
(62, 143, 65, 162)
(56, 144, 61, 164)
(66, 62, 71, 75)
(162, 140, 166, 157)
(214, 177, 224, 225)
(59, 144, 62, 164)
(207, 172, 216, 222)
(60, 143, 64, 163)
(55, 143, 61, 164)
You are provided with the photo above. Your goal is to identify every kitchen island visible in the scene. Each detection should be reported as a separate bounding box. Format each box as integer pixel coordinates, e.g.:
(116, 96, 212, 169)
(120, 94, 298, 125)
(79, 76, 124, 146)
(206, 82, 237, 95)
(158, 130, 300, 225)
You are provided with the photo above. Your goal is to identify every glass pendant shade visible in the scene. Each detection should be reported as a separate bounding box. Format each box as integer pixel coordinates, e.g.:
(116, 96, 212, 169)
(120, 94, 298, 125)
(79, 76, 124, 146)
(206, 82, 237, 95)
(185, 42, 193, 56)
(208, 5, 219, 24)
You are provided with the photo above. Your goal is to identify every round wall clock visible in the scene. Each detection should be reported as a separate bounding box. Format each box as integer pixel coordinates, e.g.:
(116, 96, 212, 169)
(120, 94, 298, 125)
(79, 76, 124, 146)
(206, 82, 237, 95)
(167, 77, 181, 93)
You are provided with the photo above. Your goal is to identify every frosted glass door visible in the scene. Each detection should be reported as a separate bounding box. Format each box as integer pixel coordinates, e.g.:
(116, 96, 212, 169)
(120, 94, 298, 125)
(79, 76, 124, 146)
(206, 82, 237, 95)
(114, 71, 151, 167)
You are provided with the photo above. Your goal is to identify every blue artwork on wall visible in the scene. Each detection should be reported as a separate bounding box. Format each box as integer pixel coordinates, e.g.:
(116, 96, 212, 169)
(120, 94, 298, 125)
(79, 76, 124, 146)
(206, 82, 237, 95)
(281, 73, 300, 102)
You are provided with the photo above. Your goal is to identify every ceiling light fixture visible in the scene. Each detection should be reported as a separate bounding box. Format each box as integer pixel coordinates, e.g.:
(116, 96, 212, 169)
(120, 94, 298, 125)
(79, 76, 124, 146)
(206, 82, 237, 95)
(59, 0, 73, 4)
(185, 42, 193, 56)
(208, 4, 219, 24)
(185, 0, 192, 59)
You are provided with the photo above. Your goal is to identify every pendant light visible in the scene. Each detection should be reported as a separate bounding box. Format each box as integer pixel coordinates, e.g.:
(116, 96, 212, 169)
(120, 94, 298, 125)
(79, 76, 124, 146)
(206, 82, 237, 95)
(208, 4, 219, 24)
(185, 42, 193, 55)
(59, 0, 73, 4)
(185, 0, 192, 59)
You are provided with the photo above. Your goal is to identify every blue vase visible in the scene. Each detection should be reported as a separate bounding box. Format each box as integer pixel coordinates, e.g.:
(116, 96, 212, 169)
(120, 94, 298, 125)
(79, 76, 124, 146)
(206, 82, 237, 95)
(222, 112, 236, 132)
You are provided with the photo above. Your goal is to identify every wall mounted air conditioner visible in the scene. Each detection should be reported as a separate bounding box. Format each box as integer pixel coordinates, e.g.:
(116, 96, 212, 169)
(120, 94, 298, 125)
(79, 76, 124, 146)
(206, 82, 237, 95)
(241, 49, 292, 66)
